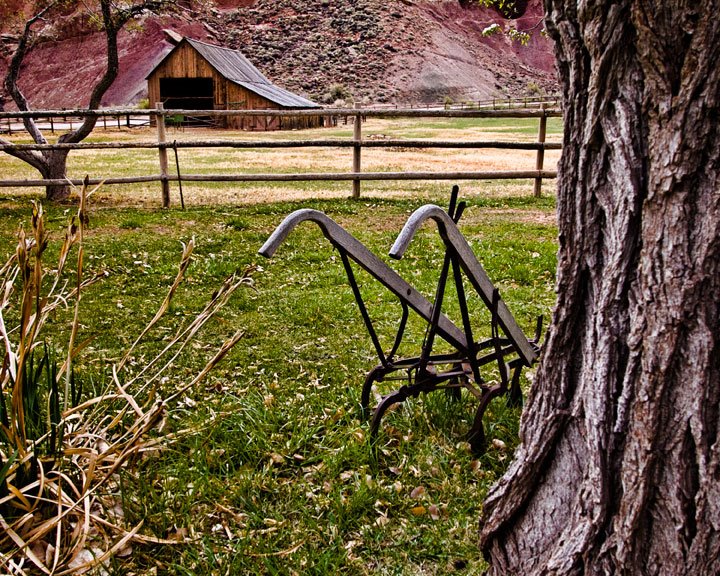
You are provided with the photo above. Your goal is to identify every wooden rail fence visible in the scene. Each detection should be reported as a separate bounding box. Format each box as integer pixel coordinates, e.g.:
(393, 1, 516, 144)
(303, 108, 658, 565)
(374, 95, 562, 111)
(0, 106, 562, 207)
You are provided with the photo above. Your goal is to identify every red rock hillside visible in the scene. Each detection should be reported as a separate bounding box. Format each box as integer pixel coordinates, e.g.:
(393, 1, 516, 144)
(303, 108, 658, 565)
(0, 0, 557, 109)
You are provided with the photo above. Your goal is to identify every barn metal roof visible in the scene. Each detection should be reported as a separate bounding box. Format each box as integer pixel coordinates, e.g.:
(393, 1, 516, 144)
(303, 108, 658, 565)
(185, 38, 321, 109)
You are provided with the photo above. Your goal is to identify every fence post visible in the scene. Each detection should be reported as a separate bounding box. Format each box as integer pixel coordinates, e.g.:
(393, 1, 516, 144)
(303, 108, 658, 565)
(352, 102, 362, 199)
(533, 104, 548, 197)
(156, 102, 171, 208)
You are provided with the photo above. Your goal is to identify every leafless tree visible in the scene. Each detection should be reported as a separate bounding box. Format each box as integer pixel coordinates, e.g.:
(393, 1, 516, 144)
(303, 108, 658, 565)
(1, 0, 175, 201)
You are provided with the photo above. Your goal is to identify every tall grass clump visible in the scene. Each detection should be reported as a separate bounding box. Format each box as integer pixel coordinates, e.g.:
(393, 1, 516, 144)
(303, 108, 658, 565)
(0, 183, 253, 574)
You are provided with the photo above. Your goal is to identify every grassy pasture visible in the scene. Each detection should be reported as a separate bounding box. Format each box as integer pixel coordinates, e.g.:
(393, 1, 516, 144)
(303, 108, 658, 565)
(0, 117, 559, 574)
(0, 116, 562, 207)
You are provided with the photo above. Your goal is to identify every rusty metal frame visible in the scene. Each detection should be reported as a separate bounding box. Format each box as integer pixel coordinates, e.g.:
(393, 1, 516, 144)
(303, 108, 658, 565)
(259, 187, 541, 453)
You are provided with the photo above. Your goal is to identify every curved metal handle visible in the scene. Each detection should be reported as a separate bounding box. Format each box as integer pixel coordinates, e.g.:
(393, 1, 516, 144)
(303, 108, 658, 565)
(259, 209, 333, 258)
(390, 205, 537, 366)
(258, 208, 468, 351)
(390, 205, 452, 259)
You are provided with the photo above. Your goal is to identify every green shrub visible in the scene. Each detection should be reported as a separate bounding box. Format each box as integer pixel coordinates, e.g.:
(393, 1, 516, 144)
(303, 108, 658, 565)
(527, 82, 542, 96)
(324, 84, 354, 104)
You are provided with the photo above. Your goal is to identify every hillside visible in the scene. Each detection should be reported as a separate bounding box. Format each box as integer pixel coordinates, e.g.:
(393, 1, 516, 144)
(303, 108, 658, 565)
(0, 0, 557, 109)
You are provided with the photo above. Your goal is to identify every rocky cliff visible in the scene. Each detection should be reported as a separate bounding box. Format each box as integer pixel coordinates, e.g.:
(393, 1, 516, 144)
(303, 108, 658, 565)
(0, 0, 557, 109)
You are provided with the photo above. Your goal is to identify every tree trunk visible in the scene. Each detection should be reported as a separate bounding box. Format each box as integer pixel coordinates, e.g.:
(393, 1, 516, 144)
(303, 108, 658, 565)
(479, 2, 720, 574)
(42, 149, 71, 202)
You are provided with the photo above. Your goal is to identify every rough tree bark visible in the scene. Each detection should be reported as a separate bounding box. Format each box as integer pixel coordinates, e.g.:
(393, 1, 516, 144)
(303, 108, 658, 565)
(479, 1, 719, 574)
(1, 0, 171, 202)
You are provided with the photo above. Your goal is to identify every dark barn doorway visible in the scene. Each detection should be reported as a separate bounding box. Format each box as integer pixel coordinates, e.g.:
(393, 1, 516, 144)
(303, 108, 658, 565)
(160, 78, 214, 110)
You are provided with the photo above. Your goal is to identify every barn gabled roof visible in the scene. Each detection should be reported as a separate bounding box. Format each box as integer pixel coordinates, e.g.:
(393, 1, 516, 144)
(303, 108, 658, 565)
(149, 38, 321, 109)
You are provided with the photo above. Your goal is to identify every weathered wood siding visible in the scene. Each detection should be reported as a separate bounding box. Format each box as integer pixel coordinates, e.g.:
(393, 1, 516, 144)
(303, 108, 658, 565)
(147, 43, 323, 131)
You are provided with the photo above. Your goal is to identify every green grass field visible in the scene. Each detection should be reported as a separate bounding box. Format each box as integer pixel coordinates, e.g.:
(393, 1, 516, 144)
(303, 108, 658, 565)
(0, 117, 559, 574)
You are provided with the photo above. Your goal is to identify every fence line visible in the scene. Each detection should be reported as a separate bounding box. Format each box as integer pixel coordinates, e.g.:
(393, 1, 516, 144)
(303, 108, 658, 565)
(0, 140, 562, 151)
(0, 107, 562, 205)
(0, 106, 561, 120)
(373, 95, 562, 111)
(0, 170, 559, 187)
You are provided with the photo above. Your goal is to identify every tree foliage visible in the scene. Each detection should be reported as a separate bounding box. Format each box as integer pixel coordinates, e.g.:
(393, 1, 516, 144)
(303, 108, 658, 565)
(472, 0, 533, 44)
(477, 0, 520, 18)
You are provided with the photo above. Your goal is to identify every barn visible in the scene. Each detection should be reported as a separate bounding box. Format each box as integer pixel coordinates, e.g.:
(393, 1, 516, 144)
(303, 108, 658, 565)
(146, 37, 324, 130)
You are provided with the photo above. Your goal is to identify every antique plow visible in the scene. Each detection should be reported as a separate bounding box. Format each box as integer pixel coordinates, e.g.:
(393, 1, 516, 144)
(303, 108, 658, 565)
(259, 187, 541, 453)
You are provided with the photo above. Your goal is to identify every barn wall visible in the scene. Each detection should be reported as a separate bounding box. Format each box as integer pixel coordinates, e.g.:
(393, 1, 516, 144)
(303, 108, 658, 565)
(148, 42, 325, 131)
(148, 43, 220, 105)
(226, 83, 279, 130)
(148, 43, 230, 127)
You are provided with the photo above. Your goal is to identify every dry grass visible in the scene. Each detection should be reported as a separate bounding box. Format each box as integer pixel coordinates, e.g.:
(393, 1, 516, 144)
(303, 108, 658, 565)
(0, 117, 562, 208)
(0, 187, 255, 574)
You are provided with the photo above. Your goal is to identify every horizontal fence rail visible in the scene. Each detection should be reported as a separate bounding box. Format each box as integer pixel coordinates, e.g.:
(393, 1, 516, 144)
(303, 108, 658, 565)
(1, 171, 559, 186)
(0, 107, 562, 205)
(373, 95, 562, 111)
(0, 107, 562, 119)
(0, 140, 562, 152)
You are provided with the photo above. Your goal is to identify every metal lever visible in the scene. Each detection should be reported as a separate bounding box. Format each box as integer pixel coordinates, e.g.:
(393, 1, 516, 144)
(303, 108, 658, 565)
(390, 205, 537, 366)
(259, 209, 468, 350)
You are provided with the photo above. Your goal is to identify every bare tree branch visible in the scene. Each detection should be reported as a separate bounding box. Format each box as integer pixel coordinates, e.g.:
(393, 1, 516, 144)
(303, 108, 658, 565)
(2, 0, 177, 200)
(3, 1, 63, 145)
(62, 0, 176, 144)
(0, 137, 47, 172)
